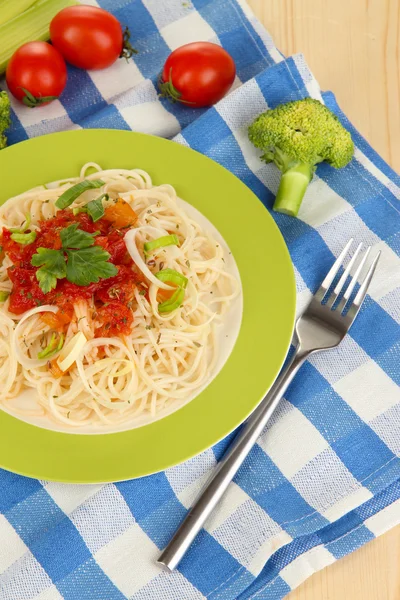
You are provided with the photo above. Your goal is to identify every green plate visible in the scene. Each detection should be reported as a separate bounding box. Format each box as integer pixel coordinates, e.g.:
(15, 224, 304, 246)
(0, 129, 295, 483)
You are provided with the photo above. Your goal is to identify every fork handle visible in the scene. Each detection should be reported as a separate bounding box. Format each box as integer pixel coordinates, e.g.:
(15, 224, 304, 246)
(158, 345, 310, 571)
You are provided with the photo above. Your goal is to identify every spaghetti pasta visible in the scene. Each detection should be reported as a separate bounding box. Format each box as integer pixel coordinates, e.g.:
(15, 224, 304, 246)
(0, 164, 240, 429)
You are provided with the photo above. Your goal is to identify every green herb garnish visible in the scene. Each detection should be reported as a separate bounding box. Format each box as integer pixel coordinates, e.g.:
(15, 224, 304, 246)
(86, 194, 107, 222)
(155, 269, 187, 313)
(32, 248, 67, 294)
(10, 213, 31, 234)
(38, 333, 64, 360)
(65, 246, 117, 286)
(72, 194, 108, 222)
(155, 268, 188, 289)
(55, 179, 104, 210)
(144, 234, 179, 256)
(158, 287, 186, 313)
(10, 231, 36, 245)
(60, 224, 99, 249)
(31, 223, 117, 293)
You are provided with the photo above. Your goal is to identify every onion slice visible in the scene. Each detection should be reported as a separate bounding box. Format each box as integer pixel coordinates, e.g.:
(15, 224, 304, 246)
(13, 305, 58, 369)
(57, 331, 87, 372)
(124, 227, 174, 290)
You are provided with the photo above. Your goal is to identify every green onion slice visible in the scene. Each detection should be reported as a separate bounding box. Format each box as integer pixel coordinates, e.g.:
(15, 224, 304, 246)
(11, 231, 37, 245)
(0, 291, 9, 302)
(144, 234, 180, 255)
(72, 207, 85, 216)
(72, 194, 108, 222)
(158, 287, 186, 313)
(86, 194, 107, 222)
(10, 213, 31, 234)
(55, 179, 104, 210)
(155, 268, 188, 289)
(38, 333, 64, 360)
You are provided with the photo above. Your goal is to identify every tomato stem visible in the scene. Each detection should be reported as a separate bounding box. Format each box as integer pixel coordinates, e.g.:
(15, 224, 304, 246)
(158, 68, 196, 105)
(20, 87, 58, 108)
(120, 26, 138, 60)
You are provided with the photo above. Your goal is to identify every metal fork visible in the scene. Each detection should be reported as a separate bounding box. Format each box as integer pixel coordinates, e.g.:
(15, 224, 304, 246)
(158, 239, 380, 571)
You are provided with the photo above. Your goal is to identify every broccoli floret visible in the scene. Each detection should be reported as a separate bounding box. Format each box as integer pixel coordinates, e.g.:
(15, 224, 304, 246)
(0, 91, 11, 150)
(248, 98, 354, 217)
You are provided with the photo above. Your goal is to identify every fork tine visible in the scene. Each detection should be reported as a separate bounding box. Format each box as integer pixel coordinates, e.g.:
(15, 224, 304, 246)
(315, 238, 353, 302)
(336, 246, 371, 312)
(346, 252, 381, 321)
(326, 242, 363, 307)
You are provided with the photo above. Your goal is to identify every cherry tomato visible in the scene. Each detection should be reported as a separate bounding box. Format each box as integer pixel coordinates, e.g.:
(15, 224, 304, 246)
(6, 42, 67, 107)
(159, 42, 236, 108)
(50, 5, 136, 70)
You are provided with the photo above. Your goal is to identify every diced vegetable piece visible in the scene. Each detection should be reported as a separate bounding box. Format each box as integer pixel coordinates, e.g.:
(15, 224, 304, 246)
(157, 286, 176, 302)
(55, 179, 104, 210)
(86, 194, 107, 222)
(48, 357, 64, 378)
(158, 287, 185, 313)
(0, 0, 79, 74)
(155, 268, 187, 288)
(155, 269, 187, 312)
(38, 332, 64, 359)
(41, 308, 72, 330)
(144, 234, 180, 255)
(10, 231, 37, 245)
(0, 290, 9, 302)
(10, 213, 31, 234)
(56, 330, 86, 372)
(104, 198, 138, 229)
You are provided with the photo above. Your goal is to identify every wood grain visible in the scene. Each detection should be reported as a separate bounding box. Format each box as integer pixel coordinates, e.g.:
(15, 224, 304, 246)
(248, 0, 400, 172)
(246, 1, 400, 598)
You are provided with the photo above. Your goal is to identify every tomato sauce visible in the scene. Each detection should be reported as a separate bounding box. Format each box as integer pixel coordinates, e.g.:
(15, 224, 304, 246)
(1, 208, 142, 336)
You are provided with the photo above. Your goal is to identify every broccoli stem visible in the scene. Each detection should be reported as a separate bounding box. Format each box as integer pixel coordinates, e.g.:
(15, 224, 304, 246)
(273, 163, 313, 217)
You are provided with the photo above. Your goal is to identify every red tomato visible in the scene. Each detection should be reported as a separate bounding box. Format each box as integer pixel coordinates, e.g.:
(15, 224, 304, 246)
(2, 207, 142, 339)
(6, 42, 67, 107)
(50, 5, 136, 70)
(95, 301, 133, 337)
(160, 42, 236, 108)
(7, 267, 46, 314)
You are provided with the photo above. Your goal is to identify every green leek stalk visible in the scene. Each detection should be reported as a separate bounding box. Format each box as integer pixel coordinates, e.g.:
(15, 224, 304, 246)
(0, 0, 39, 27)
(158, 287, 186, 313)
(144, 235, 180, 255)
(155, 268, 188, 289)
(0, 0, 79, 74)
(56, 179, 104, 209)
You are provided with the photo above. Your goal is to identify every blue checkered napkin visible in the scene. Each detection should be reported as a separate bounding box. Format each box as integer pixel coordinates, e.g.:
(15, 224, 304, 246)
(1, 1, 400, 599)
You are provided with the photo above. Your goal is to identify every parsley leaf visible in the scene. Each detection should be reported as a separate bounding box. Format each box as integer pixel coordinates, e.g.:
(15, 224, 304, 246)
(31, 248, 67, 293)
(32, 223, 117, 293)
(36, 270, 58, 294)
(60, 224, 99, 249)
(31, 247, 67, 275)
(66, 246, 118, 286)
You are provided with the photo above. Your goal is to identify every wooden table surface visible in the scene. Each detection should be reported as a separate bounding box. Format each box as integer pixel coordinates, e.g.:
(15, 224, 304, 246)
(247, 1, 400, 599)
